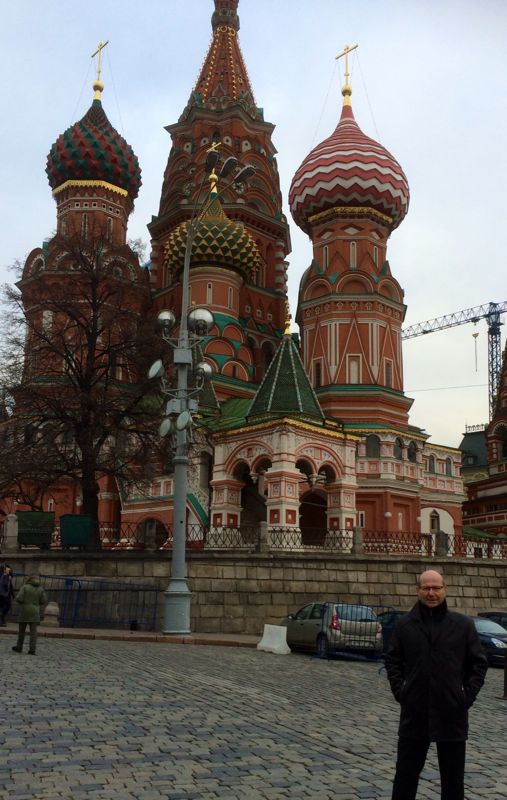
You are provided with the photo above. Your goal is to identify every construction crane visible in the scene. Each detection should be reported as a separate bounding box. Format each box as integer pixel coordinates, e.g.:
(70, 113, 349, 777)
(402, 301, 507, 420)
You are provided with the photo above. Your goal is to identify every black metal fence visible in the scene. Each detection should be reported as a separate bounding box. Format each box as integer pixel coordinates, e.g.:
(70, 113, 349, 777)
(269, 526, 354, 551)
(9, 515, 507, 560)
(363, 530, 431, 555)
(10, 574, 159, 631)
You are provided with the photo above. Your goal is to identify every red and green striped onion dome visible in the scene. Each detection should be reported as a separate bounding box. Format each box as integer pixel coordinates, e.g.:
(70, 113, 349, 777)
(289, 101, 409, 235)
(164, 194, 261, 281)
(46, 98, 141, 199)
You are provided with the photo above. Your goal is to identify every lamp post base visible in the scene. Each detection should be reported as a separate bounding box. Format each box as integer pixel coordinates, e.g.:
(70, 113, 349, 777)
(162, 580, 192, 634)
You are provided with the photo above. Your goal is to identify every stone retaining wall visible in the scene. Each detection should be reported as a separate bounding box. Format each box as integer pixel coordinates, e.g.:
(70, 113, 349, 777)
(3, 551, 506, 634)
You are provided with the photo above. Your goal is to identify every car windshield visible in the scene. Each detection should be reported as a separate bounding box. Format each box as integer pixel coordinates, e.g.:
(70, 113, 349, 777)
(474, 618, 507, 635)
(336, 604, 377, 622)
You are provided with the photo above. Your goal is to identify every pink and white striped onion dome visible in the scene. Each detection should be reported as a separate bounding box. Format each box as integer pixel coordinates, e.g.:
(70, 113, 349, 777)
(289, 103, 409, 234)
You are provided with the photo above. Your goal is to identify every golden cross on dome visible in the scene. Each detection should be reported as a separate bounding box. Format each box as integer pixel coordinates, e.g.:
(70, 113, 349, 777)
(91, 40, 109, 82)
(336, 43, 358, 105)
(336, 43, 358, 84)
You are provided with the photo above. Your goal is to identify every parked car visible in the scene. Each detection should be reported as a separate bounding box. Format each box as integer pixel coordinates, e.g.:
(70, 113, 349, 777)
(478, 611, 507, 631)
(470, 616, 507, 666)
(282, 601, 382, 658)
(376, 608, 406, 653)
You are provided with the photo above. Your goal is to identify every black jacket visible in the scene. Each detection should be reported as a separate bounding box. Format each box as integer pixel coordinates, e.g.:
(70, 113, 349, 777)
(385, 600, 488, 741)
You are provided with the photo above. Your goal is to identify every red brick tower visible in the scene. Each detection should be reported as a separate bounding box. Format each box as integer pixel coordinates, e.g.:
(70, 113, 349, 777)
(16, 68, 150, 526)
(289, 64, 412, 430)
(149, 0, 291, 400)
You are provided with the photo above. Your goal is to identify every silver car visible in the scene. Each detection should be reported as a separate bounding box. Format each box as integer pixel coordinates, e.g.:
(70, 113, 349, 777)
(283, 601, 382, 658)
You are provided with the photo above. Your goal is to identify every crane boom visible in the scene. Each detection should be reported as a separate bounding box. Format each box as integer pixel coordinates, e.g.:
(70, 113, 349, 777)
(402, 301, 506, 420)
(401, 301, 507, 339)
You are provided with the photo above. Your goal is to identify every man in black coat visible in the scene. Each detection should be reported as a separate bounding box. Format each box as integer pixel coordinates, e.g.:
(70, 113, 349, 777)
(385, 569, 488, 800)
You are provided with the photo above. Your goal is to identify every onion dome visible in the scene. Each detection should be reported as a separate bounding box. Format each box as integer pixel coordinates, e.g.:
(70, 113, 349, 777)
(164, 191, 260, 281)
(289, 88, 409, 234)
(46, 83, 141, 200)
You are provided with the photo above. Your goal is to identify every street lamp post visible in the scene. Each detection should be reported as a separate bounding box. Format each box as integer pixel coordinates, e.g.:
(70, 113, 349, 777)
(150, 146, 255, 634)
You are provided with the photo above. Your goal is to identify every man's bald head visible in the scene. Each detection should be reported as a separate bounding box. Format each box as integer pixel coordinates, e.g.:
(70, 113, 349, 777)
(417, 570, 447, 607)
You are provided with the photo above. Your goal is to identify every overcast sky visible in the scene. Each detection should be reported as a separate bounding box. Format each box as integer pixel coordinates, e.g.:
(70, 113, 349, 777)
(2, 0, 506, 448)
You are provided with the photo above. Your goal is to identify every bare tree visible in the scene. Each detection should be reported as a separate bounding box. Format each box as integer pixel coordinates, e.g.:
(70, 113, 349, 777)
(0, 228, 164, 545)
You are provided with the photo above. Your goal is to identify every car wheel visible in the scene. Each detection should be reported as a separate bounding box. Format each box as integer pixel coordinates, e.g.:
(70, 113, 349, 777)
(317, 634, 330, 659)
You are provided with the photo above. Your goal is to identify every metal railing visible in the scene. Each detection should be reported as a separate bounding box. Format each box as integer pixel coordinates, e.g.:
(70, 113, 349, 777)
(269, 527, 354, 552)
(10, 573, 159, 631)
(452, 536, 507, 560)
(7, 516, 507, 560)
(200, 524, 259, 550)
(363, 530, 431, 556)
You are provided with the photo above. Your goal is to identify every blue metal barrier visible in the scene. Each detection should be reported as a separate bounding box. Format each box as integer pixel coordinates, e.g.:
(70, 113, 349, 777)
(11, 574, 159, 631)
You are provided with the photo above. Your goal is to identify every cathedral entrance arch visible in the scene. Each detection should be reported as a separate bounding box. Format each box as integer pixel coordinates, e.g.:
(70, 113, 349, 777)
(299, 491, 327, 545)
(233, 461, 268, 529)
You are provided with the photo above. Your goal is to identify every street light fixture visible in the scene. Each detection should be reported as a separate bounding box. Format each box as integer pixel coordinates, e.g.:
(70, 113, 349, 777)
(148, 145, 255, 634)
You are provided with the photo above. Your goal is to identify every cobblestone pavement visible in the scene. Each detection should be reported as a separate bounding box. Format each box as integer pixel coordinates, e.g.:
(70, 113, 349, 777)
(1, 635, 505, 799)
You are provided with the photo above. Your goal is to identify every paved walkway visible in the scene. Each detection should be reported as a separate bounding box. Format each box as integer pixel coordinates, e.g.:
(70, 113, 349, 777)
(1, 626, 505, 799)
(0, 623, 259, 648)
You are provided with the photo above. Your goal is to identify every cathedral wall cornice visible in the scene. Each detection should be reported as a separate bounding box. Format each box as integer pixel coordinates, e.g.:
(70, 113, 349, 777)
(167, 108, 276, 140)
(298, 296, 406, 320)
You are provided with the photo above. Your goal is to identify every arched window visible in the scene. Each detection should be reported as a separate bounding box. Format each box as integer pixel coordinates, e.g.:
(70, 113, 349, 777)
(323, 245, 329, 270)
(373, 246, 378, 266)
(81, 213, 88, 239)
(199, 453, 213, 490)
(261, 342, 273, 369)
(445, 457, 453, 477)
(348, 355, 360, 384)
(366, 435, 380, 458)
(314, 361, 322, 388)
(42, 310, 53, 332)
(227, 287, 233, 309)
(428, 455, 436, 473)
(408, 441, 417, 463)
(350, 241, 357, 270)
(385, 360, 393, 388)
(430, 510, 440, 532)
(107, 217, 113, 242)
(206, 283, 213, 305)
(394, 438, 403, 460)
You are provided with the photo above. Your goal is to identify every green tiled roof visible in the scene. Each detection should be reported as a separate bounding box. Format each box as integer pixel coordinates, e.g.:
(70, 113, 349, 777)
(463, 526, 496, 539)
(247, 335, 324, 422)
(459, 430, 488, 467)
(205, 398, 252, 432)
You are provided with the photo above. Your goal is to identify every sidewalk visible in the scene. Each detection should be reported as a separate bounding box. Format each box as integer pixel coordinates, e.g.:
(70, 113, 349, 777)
(0, 622, 259, 648)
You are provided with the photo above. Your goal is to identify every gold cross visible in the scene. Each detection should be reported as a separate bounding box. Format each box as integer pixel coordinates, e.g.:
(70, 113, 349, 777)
(91, 40, 109, 82)
(336, 43, 358, 85)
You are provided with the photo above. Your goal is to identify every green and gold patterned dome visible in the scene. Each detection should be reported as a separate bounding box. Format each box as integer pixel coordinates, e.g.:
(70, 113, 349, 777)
(164, 194, 260, 281)
(46, 96, 141, 200)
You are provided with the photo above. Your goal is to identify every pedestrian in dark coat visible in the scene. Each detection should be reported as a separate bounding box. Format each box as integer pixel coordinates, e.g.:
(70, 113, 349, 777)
(12, 575, 47, 655)
(385, 569, 487, 800)
(0, 564, 15, 625)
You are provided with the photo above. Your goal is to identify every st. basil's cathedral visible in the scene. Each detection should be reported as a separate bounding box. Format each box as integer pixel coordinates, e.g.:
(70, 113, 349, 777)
(13, 0, 467, 548)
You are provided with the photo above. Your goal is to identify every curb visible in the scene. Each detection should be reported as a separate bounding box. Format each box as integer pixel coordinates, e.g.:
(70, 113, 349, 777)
(0, 626, 258, 648)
